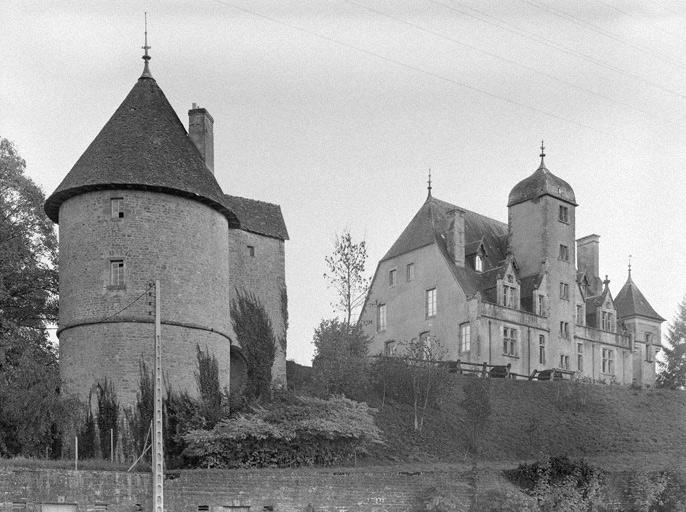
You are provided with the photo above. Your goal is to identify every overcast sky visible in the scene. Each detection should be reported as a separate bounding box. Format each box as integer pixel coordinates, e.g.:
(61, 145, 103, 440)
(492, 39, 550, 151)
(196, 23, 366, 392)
(2, 0, 685, 365)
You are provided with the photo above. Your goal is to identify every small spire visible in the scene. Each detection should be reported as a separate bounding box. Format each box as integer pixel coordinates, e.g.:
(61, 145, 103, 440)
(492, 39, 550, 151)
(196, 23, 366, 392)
(628, 254, 632, 278)
(427, 168, 432, 197)
(539, 139, 546, 168)
(140, 12, 153, 79)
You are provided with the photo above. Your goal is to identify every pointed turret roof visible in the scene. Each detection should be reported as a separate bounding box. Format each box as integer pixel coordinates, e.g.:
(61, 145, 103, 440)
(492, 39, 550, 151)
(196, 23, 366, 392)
(615, 270, 665, 322)
(615, 272, 665, 321)
(44, 75, 239, 226)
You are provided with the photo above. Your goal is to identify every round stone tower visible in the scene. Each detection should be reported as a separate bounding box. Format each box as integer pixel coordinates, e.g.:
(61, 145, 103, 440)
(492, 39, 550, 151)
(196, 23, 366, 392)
(44, 62, 240, 407)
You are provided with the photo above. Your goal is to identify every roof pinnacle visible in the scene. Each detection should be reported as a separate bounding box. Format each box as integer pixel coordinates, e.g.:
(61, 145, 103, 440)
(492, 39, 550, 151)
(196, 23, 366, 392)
(628, 254, 632, 278)
(427, 168, 432, 198)
(539, 139, 546, 168)
(140, 12, 153, 79)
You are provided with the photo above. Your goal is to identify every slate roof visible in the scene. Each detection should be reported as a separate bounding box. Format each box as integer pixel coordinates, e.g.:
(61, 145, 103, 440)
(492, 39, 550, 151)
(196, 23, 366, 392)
(223, 195, 289, 240)
(615, 273, 664, 321)
(44, 76, 239, 227)
(381, 195, 508, 298)
(508, 158, 577, 207)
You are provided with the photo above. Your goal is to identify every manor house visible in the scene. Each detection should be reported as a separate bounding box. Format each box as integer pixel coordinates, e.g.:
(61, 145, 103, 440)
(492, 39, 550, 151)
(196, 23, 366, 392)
(44, 50, 288, 406)
(360, 148, 663, 385)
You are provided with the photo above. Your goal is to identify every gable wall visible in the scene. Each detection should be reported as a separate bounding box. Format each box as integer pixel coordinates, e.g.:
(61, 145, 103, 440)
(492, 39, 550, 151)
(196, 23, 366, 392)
(228, 229, 287, 387)
(360, 244, 467, 359)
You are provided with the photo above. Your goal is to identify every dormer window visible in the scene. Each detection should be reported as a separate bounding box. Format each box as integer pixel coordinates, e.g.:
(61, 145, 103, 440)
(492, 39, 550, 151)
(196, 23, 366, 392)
(475, 254, 483, 272)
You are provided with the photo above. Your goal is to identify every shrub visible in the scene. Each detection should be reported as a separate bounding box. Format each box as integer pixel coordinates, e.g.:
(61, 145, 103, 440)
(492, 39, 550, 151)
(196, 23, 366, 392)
(312, 319, 370, 401)
(96, 378, 119, 460)
(231, 289, 277, 401)
(78, 392, 97, 459)
(182, 394, 383, 468)
(461, 378, 491, 454)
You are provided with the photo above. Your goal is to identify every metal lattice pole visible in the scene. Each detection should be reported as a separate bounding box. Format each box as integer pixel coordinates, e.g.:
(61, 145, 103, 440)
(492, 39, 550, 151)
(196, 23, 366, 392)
(153, 280, 164, 512)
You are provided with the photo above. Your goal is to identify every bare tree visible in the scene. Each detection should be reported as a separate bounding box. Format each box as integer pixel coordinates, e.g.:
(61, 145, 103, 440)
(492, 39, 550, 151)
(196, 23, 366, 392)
(323, 230, 371, 325)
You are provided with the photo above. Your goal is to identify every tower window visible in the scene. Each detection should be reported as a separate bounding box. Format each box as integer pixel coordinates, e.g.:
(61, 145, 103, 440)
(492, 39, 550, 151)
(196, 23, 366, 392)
(559, 244, 569, 261)
(247, 245, 255, 257)
(110, 260, 124, 288)
(559, 282, 569, 300)
(539, 335, 546, 365)
(559, 205, 569, 223)
(559, 321, 569, 339)
(645, 333, 653, 362)
(111, 198, 124, 219)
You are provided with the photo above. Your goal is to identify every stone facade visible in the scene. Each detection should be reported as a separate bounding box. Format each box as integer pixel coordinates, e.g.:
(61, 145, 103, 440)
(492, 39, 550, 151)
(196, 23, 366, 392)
(360, 153, 663, 386)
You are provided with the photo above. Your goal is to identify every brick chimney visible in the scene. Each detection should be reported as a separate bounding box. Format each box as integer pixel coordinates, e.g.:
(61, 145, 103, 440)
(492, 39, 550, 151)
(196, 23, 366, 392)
(577, 234, 600, 292)
(451, 209, 465, 267)
(188, 103, 214, 173)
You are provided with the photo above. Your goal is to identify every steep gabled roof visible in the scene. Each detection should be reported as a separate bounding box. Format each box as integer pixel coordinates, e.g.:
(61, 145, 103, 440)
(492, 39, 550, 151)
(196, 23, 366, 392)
(223, 195, 289, 240)
(615, 273, 665, 321)
(45, 76, 238, 226)
(381, 195, 508, 298)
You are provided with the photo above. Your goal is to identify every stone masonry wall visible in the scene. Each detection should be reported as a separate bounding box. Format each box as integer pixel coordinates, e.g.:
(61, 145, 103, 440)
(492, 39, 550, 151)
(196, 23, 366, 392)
(57, 190, 231, 406)
(228, 229, 287, 386)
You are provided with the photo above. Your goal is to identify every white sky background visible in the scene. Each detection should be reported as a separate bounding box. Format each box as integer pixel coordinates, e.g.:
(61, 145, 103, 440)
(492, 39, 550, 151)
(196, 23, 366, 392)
(1, 0, 685, 365)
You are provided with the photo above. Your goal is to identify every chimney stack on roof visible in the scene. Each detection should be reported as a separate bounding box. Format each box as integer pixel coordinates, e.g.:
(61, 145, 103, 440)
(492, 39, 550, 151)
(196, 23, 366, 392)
(451, 209, 465, 267)
(189, 105, 214, 174)
(577, 234, 600, 294)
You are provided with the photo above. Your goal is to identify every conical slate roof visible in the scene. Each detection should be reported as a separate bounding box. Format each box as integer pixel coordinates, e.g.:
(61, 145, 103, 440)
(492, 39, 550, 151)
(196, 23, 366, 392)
(615, 273, 665, 321)
(44, 76, 238, 227)
(508, 157, 577, 207)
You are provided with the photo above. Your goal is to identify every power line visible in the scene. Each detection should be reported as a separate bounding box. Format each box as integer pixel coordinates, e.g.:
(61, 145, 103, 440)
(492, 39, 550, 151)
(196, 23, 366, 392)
(207, 0, 638, 144)
(520, 0, 686, 72)
(429, 0, 686, 102)
(344, 0, 665, 124)
(100, 283, 154, 323)
(595, 0, 683, 40)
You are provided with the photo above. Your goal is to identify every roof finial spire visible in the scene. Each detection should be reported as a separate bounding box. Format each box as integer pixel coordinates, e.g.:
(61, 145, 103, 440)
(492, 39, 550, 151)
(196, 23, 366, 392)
(140, 12, 153, 79)
(539, 139, 546, 168)
(628, 254, 632, 278)
(427, 168, 432, 198)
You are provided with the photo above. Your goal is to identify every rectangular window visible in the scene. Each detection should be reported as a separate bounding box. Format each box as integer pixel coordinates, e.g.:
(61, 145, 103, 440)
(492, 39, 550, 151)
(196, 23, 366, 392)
(645, 333, 653, 362)
(602, 348, 615, 374)
(608, 313, 614, 333)
(247, 245, 255, 257)
(376, 304, 387, 332)
(559, 205, 569, 223)
(601, 311, 607, 330)
(389, 269, 397, 286)
(425, 288, 437, 318)
(537, 295, 545, 316)
(459, 323, 471, 353)
(560, 354, 569, 370)
(559, 321, 569, 339)
(503, 327, 517, 356)
(559, 244, 569, 261)
(577, 342, 584, 371)
(110, 197, 124, 219)
(475, 254, 483, 272)
(576, 304, 584, 325)
(539, 335, 546, 365)
(110, 260, 124, 287)
(559, 282, 569, 300)
(503, 285, 518, 308)
(384, 340, 397, 356)
(406, 263, 415, 282)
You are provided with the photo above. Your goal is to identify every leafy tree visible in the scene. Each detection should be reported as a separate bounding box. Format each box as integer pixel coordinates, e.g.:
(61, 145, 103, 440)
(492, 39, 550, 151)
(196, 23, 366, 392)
(0, 136, 64, 457)
(194, 344, 222, 428)
(231, 289, 277, 401)
(311, 319, 370, 401)
(461, 378, 492, 454)
(323, 230, 370, 325)
(656, 296, 686, 390)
